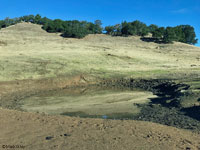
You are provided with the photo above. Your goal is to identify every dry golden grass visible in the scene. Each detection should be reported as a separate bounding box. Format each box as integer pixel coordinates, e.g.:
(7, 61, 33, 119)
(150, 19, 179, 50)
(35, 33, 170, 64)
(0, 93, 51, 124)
(0, 22, 200, 81)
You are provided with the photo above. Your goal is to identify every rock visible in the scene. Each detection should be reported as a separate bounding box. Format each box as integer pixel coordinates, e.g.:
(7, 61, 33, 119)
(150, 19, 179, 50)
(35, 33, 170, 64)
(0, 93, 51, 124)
(64, 133, 70, 137)
(45, 136, 54, 140)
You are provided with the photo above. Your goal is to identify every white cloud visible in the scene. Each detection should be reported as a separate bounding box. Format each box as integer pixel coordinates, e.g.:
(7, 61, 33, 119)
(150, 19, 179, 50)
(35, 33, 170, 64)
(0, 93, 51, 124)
(170, 8, 188, 14)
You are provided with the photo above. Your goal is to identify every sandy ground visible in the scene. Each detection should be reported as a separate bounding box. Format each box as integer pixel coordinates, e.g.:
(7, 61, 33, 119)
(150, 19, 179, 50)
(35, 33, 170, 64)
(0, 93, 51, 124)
(0, 23, 200, 150)
(0, 108, 200, 150)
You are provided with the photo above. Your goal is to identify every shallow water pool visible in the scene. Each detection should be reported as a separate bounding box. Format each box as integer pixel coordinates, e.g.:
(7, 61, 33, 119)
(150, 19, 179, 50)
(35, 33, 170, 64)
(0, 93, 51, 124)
(19, 87, 156, 119)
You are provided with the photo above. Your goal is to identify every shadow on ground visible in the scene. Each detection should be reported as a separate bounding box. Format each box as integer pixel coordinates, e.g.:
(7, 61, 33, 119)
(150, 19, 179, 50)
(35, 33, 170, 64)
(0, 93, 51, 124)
(181, 106, 200, 121)
(140, 37, 165, 44)
(133, 81, 200, 131)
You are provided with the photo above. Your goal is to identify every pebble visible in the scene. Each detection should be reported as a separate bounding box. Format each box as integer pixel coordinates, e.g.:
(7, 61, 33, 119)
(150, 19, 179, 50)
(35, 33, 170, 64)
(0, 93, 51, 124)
(45, 136, 54, 140)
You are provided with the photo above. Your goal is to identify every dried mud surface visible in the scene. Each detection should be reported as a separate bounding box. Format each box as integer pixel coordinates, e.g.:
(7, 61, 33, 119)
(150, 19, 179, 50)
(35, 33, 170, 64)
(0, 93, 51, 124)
(1, 108, 200, 150)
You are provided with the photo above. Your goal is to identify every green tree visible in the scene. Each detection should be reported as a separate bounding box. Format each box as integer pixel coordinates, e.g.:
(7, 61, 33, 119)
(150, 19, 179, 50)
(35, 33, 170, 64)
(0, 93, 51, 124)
(148, 24, 158, 33)
(163, 27, 176, 43)
(86, 22, 96, 33)
(182, 25, 198, 44)
(20, 15, 35, 23)
(43, 21, 55, 32)
(0, 15, 197, 42)
(53, 19, 65, 32)
(34, 14, 42, 24)
(152, 27, 165, 39)
(173, 26, 185, 42)
(0, 20, 6, 28)
(120, 20, 148, 36)
(40, 17, 51, 25)
(113, 24, 122, 36)
(172, 25, 198, 44)
(62, 21, 89, 38)
(94, 20, 103, 34)
(121, 21, 132, 35)
(130, 20, 148, 36)
(105, 25, 115, 35)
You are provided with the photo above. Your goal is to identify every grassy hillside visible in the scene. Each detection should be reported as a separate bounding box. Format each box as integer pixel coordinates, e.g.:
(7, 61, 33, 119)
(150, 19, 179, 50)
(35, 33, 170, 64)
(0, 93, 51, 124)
(0, 22, 200, 81)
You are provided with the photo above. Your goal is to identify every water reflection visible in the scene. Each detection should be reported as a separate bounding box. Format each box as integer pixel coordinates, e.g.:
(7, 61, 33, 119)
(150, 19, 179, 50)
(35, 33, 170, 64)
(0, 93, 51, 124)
(19, 86, 156, 118)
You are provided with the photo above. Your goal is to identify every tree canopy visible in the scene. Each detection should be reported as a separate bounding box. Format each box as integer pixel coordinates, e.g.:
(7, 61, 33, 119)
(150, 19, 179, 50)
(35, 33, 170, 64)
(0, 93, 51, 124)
(0, 14, 103, 39)
(105, 21, 198, 45)
(0, 14, 198, 44)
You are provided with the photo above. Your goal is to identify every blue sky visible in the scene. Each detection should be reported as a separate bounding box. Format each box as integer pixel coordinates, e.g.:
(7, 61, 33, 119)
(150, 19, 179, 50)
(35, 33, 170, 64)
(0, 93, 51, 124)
(0, 0, 199, 46)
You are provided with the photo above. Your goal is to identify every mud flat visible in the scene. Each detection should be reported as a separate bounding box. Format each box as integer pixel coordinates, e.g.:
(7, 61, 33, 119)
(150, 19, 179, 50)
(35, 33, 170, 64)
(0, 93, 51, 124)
(19, 87, 156, 118)
(1, 76, 200, 132)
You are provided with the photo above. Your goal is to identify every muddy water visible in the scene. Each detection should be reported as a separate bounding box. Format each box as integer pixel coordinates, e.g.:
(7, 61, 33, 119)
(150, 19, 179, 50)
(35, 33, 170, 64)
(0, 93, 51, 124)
(19, 87, 156, 119)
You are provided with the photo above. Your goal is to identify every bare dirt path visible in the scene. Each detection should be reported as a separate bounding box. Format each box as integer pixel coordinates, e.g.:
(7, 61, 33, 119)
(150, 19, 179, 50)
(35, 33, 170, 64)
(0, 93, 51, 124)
(0, 108, 200, 150)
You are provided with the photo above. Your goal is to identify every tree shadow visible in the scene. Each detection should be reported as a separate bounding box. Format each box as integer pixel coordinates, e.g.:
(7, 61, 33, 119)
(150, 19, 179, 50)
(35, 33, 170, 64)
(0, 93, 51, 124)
(140, 37, 166, 44)
(146, 82, 190, 108)
(181, 106, 200, 121)
(149, 97, 181, 108)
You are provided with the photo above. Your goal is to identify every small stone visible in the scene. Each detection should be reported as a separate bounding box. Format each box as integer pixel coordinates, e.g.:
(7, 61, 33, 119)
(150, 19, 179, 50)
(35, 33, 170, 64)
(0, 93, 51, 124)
(64, 133, 70, 137)
(147, 135, 151, 138)
(45, 136, 54, 140)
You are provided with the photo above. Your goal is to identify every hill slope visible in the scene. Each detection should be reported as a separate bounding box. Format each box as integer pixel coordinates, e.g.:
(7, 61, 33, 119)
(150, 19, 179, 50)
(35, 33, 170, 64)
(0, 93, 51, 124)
(0, 23, 200, 81)
(0, 23, 200, 150)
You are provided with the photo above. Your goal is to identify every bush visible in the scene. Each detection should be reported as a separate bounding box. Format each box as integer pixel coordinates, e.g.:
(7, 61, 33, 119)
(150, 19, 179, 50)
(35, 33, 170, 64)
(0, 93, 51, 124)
(105, 20, 198, 45)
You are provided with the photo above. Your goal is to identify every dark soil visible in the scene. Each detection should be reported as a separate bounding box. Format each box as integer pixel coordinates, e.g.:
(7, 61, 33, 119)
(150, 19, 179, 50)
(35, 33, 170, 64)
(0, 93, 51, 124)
(1, 76, 200, 132)
(95, 78, 200, 132)
(134, 104, 200, 132)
